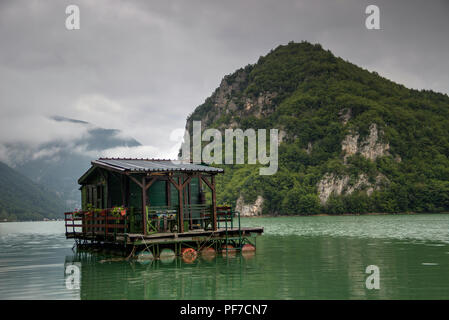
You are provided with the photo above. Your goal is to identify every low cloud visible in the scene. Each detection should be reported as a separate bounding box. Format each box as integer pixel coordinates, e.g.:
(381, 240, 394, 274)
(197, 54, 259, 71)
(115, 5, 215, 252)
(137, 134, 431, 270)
(0, 0, 448, 167)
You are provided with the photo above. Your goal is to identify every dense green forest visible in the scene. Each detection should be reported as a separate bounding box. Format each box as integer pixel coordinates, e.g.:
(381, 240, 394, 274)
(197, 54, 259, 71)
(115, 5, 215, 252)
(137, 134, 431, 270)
(0, 161, 66, 221)
(186, 41, 449, 215)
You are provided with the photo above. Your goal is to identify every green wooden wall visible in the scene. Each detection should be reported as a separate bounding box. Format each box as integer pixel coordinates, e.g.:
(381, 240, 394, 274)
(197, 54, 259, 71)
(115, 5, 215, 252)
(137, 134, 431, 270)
(147, 180, 167, 206)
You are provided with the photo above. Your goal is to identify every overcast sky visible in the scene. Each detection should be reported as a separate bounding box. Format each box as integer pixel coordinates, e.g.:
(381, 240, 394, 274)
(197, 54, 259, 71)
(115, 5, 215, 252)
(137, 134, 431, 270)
(1, 0, 448, 162)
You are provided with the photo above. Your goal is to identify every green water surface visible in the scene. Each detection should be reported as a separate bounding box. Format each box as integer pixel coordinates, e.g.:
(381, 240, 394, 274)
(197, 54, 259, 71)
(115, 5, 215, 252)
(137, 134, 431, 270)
(1, 214, 449, 299)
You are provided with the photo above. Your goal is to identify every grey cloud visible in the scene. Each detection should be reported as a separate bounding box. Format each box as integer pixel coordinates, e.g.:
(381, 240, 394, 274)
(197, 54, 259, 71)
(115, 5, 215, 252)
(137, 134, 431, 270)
(0, 0, 448, 161)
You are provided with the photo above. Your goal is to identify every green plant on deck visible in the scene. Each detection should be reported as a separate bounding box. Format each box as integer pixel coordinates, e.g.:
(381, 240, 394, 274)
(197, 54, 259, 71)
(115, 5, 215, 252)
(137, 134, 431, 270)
(73, 208, 82, 217)
(110, 206, 125, 228)
(111, 206, 125, 218)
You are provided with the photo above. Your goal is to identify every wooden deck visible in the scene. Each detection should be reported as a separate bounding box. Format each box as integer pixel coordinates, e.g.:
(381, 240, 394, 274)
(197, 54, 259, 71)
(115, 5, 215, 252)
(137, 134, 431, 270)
(66, 226, 264, 245)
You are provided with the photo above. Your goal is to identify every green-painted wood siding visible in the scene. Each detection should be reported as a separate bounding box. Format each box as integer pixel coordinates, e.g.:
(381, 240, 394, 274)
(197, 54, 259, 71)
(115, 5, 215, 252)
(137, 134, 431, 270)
(147, 180, 167, 206)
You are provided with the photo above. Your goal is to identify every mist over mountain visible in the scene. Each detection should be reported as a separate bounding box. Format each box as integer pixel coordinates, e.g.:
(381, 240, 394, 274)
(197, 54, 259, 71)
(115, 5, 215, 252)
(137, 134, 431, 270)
(186, 41, 449, 215)
(1, 116, 141, 209)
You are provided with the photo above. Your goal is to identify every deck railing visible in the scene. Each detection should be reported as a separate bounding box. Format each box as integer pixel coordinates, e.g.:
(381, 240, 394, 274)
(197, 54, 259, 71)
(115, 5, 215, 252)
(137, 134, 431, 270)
(65, 205, 241, 238)
(65, 208, 129, 241)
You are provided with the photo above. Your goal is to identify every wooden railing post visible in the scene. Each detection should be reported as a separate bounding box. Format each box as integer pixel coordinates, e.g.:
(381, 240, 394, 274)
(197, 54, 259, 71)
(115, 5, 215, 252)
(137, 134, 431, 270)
(178, 176, 184, 233)
(105, 210, 108, 238)
(211, 175, 217, 231)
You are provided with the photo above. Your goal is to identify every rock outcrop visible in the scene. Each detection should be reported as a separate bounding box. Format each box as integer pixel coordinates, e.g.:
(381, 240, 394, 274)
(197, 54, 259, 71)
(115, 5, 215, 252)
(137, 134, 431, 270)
(235, 195, 264, 216)
(317, 172, 387, 204)
(318, 123, 390, 204)
(342, 123, 389, 162)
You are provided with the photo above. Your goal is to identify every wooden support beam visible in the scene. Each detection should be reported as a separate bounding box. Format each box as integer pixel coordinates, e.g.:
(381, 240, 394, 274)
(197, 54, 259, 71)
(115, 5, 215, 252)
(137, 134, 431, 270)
(178, 176, 184, 233)
(187, 180, 192, 229)
(168, 176, 181, 190)
(128, 175, 143, 189)
(167, 175, 186, 233)
(211, 175, 217, 231)
(201, 175, 213, 191)
(141, 176, 148, 235)
(144, 177, 156, 191)
(181, 176, 192, 189)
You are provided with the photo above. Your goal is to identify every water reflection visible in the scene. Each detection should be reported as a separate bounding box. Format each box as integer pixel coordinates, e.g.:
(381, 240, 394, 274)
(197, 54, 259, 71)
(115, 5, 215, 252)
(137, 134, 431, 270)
(63, 234, 449, 300)
(65, 250, 259, 300)
(2, 217, 449, 300)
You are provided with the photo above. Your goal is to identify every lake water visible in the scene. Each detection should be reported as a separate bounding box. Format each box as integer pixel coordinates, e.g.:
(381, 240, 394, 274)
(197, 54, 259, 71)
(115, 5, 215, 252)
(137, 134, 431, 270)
(1, 214, 449, 299)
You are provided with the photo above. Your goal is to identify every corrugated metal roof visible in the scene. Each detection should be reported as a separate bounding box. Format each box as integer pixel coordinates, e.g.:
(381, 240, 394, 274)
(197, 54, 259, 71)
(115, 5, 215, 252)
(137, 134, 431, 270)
(91, 158, 224, 173)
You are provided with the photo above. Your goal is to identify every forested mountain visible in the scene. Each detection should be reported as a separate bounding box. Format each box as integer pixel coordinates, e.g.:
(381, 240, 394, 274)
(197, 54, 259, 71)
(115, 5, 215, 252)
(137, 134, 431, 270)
(185, 41, 449, 215)
(0, 161, 66, 221)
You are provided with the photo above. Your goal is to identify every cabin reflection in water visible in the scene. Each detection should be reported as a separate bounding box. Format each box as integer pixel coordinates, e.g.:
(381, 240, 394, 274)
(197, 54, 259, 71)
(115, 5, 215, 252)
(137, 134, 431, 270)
(65, 158, 263, 261)
(64, 249, 256, 299)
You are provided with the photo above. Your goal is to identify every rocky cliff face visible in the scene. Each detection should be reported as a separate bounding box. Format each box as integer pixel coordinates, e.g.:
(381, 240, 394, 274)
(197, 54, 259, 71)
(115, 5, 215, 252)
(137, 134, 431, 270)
(341, 123, 390, 162)
(235, 195, 264, 216)
(317, 172, 387, 204)
(317, 123, 390, 204)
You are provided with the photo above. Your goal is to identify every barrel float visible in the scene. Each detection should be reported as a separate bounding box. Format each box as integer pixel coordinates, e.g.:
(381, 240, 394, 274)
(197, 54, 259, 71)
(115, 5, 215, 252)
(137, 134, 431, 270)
(200, 247, 216, 261)
(136, 250, 154, 264)
(241, 244, 256, 251)
(241, 244, 256, 260)
(159, 248, 176, 264)
(181, 247, 198, 264)
(221, 244, 236, 256)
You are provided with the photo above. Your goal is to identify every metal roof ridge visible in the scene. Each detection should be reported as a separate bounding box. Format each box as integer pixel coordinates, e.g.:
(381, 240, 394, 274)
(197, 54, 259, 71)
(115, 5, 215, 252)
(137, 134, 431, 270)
(98, 157, 174, 161)
(92, 159, 127, 171)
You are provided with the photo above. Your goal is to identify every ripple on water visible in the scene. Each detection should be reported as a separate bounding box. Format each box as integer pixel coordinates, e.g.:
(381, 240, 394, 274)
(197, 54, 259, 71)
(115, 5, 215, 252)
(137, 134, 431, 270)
(241, 214, 449, 244)
(1, 218, 449, 299)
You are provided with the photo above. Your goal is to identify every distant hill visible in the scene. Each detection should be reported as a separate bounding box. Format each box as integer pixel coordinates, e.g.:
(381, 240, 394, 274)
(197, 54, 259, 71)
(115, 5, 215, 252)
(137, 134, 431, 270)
(0, 161, 66, 221)
(185, 41, 449, 215)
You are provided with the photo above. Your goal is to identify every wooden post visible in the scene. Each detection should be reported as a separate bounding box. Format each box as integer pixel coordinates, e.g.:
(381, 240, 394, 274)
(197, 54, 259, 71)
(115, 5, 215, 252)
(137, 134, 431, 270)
(187, 181, 192, 230)
(142, 176, 147, 235)
(211, 175, 217, 231)
(178, 176, 184, 233)
(200, 174, 217, 231)
(168, 175, 192, 234)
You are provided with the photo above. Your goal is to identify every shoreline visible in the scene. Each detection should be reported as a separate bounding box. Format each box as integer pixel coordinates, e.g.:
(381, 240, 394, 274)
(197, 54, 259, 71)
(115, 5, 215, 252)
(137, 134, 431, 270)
(3, 211, 449, 222)
(242, 211, 449, 218)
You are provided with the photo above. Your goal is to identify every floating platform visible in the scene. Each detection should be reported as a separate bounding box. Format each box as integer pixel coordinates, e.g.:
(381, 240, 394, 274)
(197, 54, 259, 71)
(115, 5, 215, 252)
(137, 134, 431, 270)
(67, 226, 263, 261)
(67, 226, 263, 245)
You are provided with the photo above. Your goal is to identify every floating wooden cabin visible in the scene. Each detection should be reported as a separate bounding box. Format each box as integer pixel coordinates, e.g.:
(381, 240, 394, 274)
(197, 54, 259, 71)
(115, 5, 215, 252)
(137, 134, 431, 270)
(65, 158, 263, 260)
